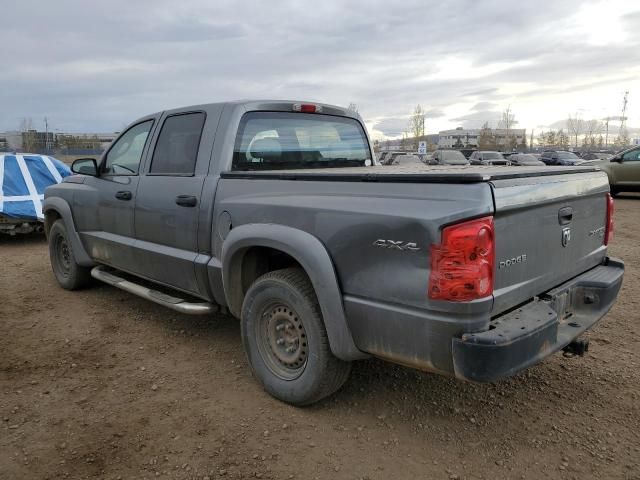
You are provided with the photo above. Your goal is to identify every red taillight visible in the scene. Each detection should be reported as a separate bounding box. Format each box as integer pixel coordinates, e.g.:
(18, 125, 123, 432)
(429, 216, 495, 302)
(605, 193, 614, 246)
(293, 103, 321, 113)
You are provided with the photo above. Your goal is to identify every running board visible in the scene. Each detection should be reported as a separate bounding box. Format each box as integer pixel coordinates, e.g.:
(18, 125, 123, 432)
(91, 265, 218, 315)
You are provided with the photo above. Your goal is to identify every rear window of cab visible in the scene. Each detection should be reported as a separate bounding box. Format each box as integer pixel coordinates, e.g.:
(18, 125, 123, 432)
(232, 112, 372, 170)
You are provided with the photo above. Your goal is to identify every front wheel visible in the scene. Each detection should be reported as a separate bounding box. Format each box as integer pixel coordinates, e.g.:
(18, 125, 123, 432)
(241, 268, 351, 406)
(48, 219, 92, 290)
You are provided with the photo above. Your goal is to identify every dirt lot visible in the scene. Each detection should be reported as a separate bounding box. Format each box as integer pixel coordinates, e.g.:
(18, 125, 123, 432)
(1, 195, 639, 480)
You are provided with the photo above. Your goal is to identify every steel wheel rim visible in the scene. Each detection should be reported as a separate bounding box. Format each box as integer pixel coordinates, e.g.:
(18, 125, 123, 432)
(55, 235, 71, 277)
(256, 302, 308, 380)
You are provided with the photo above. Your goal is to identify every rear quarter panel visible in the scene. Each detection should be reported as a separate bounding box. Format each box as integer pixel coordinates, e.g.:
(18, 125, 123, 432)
(213, 179, 494, 310)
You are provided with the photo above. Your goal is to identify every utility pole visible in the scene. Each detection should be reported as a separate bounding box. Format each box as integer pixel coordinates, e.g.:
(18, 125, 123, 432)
(44, 116, 49, 151)
(530, 129, 534, 151)
(619, 91, 628, 137)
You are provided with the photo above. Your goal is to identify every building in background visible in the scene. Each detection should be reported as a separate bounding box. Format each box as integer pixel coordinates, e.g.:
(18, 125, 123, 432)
(0, 131, 117, 153)
(379, 134, 439, 152)
(438, 127, 526, 150)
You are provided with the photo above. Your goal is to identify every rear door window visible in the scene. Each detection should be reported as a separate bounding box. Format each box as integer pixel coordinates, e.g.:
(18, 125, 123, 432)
(232, 112, 371, 170)
(150, 112, 206, 175)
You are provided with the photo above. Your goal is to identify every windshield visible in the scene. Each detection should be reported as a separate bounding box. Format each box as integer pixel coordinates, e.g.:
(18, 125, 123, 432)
(513, 154, 536, 161)
(441, 151, 468, 164)
(483, 152, 504, 160)
(232, 112, 371, 170)
(557, 152, 579, 159)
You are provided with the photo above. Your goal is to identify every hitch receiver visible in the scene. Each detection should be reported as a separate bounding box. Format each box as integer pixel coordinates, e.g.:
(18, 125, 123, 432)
(562, 337, 589, 357)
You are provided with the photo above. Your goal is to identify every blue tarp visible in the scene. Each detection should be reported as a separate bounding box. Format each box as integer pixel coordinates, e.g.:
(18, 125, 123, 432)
(0, 154, 71, 221)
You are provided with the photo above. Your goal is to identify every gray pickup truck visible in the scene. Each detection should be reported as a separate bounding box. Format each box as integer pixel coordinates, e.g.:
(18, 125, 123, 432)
(44, 100, 624, 405)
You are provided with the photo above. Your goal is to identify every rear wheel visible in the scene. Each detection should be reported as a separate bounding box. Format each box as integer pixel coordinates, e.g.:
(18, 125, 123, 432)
(48, 219, 92, 290)
(241, 268, 351, 406)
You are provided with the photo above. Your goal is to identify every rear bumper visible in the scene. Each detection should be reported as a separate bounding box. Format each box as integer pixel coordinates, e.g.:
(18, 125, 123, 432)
(452, 257, 624, 382)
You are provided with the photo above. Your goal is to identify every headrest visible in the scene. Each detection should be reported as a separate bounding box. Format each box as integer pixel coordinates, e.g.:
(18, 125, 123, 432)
(250, 138, 282, 162)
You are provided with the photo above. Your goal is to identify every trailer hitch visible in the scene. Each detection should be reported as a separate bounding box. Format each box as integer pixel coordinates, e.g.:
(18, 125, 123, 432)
(562, 338, 589, 357)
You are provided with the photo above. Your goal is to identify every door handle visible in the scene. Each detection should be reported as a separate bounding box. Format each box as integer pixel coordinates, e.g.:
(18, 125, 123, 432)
(115, 190, 132, 201)
(558, 206, 573, 225)
(175, 195, 197, 207)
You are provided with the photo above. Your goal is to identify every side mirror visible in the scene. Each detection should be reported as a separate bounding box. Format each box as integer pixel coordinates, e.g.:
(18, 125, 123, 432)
(71, 158, 99, 176)
(610, 156, 622, 163)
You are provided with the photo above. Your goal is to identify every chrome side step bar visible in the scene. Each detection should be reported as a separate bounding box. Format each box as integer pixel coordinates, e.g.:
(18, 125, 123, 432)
(91, 265, 218, 315)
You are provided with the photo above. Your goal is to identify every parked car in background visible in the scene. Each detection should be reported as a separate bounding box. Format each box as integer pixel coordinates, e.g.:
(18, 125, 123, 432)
(390, 154, 423, 166)
(377, 152, 390, 164)
(459, 148, 477, 159)
(581, 152, 613, 161)
(379, 151, 403, 165)
(432, 149, 469, 165)
(508, 154, 546, 166)
(594, 145, 640, 196)
(541, 150, 585, 166)
(469, 151, 510, 166)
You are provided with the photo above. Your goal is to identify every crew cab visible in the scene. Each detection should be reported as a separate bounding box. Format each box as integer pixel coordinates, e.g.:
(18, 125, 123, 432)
(44, 101, 624, 405)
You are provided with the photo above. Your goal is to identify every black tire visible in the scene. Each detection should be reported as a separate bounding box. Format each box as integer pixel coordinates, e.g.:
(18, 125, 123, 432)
(48, 219, 92, 290)
(241, 268, 351, 406)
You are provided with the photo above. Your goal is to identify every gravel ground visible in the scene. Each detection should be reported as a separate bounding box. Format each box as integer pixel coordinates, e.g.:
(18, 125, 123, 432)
(1, 193, 639, 480)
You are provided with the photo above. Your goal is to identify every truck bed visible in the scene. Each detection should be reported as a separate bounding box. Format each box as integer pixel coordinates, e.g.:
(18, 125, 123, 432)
(221, 165, 600, 183)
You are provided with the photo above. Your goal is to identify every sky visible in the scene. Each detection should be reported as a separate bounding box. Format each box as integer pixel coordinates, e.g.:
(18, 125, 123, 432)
(1, 0, 639, 139)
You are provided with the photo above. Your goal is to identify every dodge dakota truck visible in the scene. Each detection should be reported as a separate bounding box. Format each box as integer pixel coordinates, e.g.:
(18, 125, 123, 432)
(44, 100, 624, 405)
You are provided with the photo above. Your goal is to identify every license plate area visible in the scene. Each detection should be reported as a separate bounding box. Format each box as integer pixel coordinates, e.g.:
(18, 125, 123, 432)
(542, 290, 575, 322)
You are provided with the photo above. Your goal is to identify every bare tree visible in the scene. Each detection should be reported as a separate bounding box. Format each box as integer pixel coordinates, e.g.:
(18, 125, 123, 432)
(615, 128, 629, 148)
(583, 119, 603, 148)
(566, 113, 584, 148)
(498, 105, 518, 148)
(537, 130, 547, 148)
(400, 132, 408, 151)
(347, 102, 358, 113)
(478, 122, 496, 150)
(499, 105, 517, 130)
(18, 117, 34, 132)
(408, 104, 426, 141)
(557, 129, 569, 149)
(18, 117, 40, 152)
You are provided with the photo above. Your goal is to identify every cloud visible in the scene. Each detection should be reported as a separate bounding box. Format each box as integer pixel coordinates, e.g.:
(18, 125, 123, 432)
(425, 108, 445, 118)
(461, 88, 499, 98)
(0, 0, 638, 137)
(372, 117, 409, 137)
(471, 102, 498, 112)
(451, 110, 502, 129)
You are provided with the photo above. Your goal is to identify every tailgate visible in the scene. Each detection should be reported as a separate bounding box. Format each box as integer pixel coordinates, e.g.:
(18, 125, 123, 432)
(491, 171, 610, 315)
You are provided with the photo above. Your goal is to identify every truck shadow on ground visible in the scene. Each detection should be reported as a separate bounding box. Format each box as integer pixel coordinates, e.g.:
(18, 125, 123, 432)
(0, 232, 46, 245)
(90, 281, 607, 444)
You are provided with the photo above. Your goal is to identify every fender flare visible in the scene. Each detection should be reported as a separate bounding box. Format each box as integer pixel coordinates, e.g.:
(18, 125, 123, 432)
(221, 224, 367, 361)
(42, 197, 95, 267)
